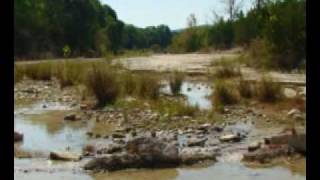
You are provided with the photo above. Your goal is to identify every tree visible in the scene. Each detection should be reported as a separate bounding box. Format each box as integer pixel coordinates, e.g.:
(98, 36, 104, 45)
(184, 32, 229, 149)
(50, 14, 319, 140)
(220, 0, 244, 21)
(187, 13, 197, 28)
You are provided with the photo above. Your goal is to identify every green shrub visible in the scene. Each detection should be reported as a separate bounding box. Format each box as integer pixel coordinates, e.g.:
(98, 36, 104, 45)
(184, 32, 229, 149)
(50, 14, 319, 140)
(169, 71, 184, 95)
(119, 71, 138, 96)
(55, 61, 86, 88)
(255, 76, 283, 102)
(85, 64, 119, 107)
(237, 78, 254, 98)
(213, 80, 239, 106)
(135, 74, 161, 100)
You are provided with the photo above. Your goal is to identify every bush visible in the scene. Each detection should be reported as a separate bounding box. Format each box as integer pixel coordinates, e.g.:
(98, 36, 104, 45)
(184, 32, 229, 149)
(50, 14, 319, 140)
(213, 80, 239, 106)
(119, 71, 138, 96)
(237, 78, 254, 98)
(85, 64, 119, 107)
(255, 76, 283, 102)
(55, 61, 86, 88)
(135, 74, 161, 100)
(169, 71, 184, 95)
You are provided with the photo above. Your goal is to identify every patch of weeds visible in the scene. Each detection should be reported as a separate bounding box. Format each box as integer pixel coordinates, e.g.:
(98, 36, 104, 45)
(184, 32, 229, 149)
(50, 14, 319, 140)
(152, 99, 199, 117)
(169, 71, 184, 95)
(237, 77, 254, 99)
(135, 73, 161, 100)
(22, 62, 54, 81)
(118, 71, 138, 97)
(212, 80, 239, 108)
(85, 64, 120, 107)
(212, 58, 241, 79)
(55, 61, 87, 88)
(255, 76, 283, 103)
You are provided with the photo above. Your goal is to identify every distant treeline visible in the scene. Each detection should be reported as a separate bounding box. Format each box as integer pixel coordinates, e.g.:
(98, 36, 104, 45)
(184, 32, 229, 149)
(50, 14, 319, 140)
(15, 0, 305, 70)
(170, 0, 306, 70)
(14, 0, 172, 59)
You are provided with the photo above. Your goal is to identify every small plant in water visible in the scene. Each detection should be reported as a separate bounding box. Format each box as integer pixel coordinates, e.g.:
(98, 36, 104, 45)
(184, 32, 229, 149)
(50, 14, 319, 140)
(169, 71, 184, 95)
(213, 80, 239, 107)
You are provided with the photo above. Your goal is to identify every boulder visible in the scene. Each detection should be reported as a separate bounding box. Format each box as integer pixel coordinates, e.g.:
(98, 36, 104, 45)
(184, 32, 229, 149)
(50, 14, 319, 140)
(248, 141, 262, 152)
(49, 151, 81, 161)
(14, 131, 23, 142)
(264, 133, 291, 145)
(243, 144, 293, 163)
(84, 136, 221, 171)
(125, 137, 180, 163)
(179, 147, 217, 164)
(97, 143, 124, 154)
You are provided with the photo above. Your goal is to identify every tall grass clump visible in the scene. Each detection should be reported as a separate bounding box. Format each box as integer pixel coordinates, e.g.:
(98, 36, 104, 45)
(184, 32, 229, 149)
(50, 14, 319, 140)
(213, 80, 239, 109)
(85, 64, 119, 107)
(118, 71, 138, 96)
(135, 73, 161, 100)
(255, 76, 283, 102)
(14, 64, 24, 84)
(213, 58, 241, 79)
(169, 71, 184, 95)
(55, 61, 87, 88)
(23, 62, 54, 81)
(237, 77, 254, 99)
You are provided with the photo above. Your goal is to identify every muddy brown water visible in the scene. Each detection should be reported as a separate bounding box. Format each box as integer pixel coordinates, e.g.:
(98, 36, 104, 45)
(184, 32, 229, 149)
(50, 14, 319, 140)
(14, 87, 306, 180)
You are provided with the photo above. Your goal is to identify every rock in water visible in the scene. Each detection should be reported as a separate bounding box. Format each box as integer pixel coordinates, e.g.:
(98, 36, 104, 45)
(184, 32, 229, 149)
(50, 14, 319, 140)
(49, 151, 81, 161)
(84, 137, 219, 171)
(186, 137, 207, 147)
(219, 134, 241, 143)
(248, 141, 261, 152)
(179, 147, 217, 164)
(64, 113, 81, 121)
(14, 132, 23, 142)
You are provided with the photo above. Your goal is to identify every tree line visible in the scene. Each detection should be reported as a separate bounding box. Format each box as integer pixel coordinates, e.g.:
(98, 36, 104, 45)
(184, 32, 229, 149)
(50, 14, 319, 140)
(170, 0, 305, 70)
(15, 0, 305, 70)
(14, 0, 172, 59)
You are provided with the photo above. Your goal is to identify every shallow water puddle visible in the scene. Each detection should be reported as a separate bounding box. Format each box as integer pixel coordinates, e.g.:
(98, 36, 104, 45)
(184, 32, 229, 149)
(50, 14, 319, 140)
(161, 81, 213, 110)
(14, 102, 90, 154)
(15, 114, 88, 154)
(14, 98, 306, 180)
(89, 161, 305, 180)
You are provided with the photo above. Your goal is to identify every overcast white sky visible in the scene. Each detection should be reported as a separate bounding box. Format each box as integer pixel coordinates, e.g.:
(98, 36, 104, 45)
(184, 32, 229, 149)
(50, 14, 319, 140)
(100, 0, 254, 30)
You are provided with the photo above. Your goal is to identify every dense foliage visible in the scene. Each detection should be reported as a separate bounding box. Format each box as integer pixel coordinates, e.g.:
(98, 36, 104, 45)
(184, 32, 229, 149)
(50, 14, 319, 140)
(15, 0, 305, 70)
(170, 0, 305, 70)
(14, 0, 172, 59)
